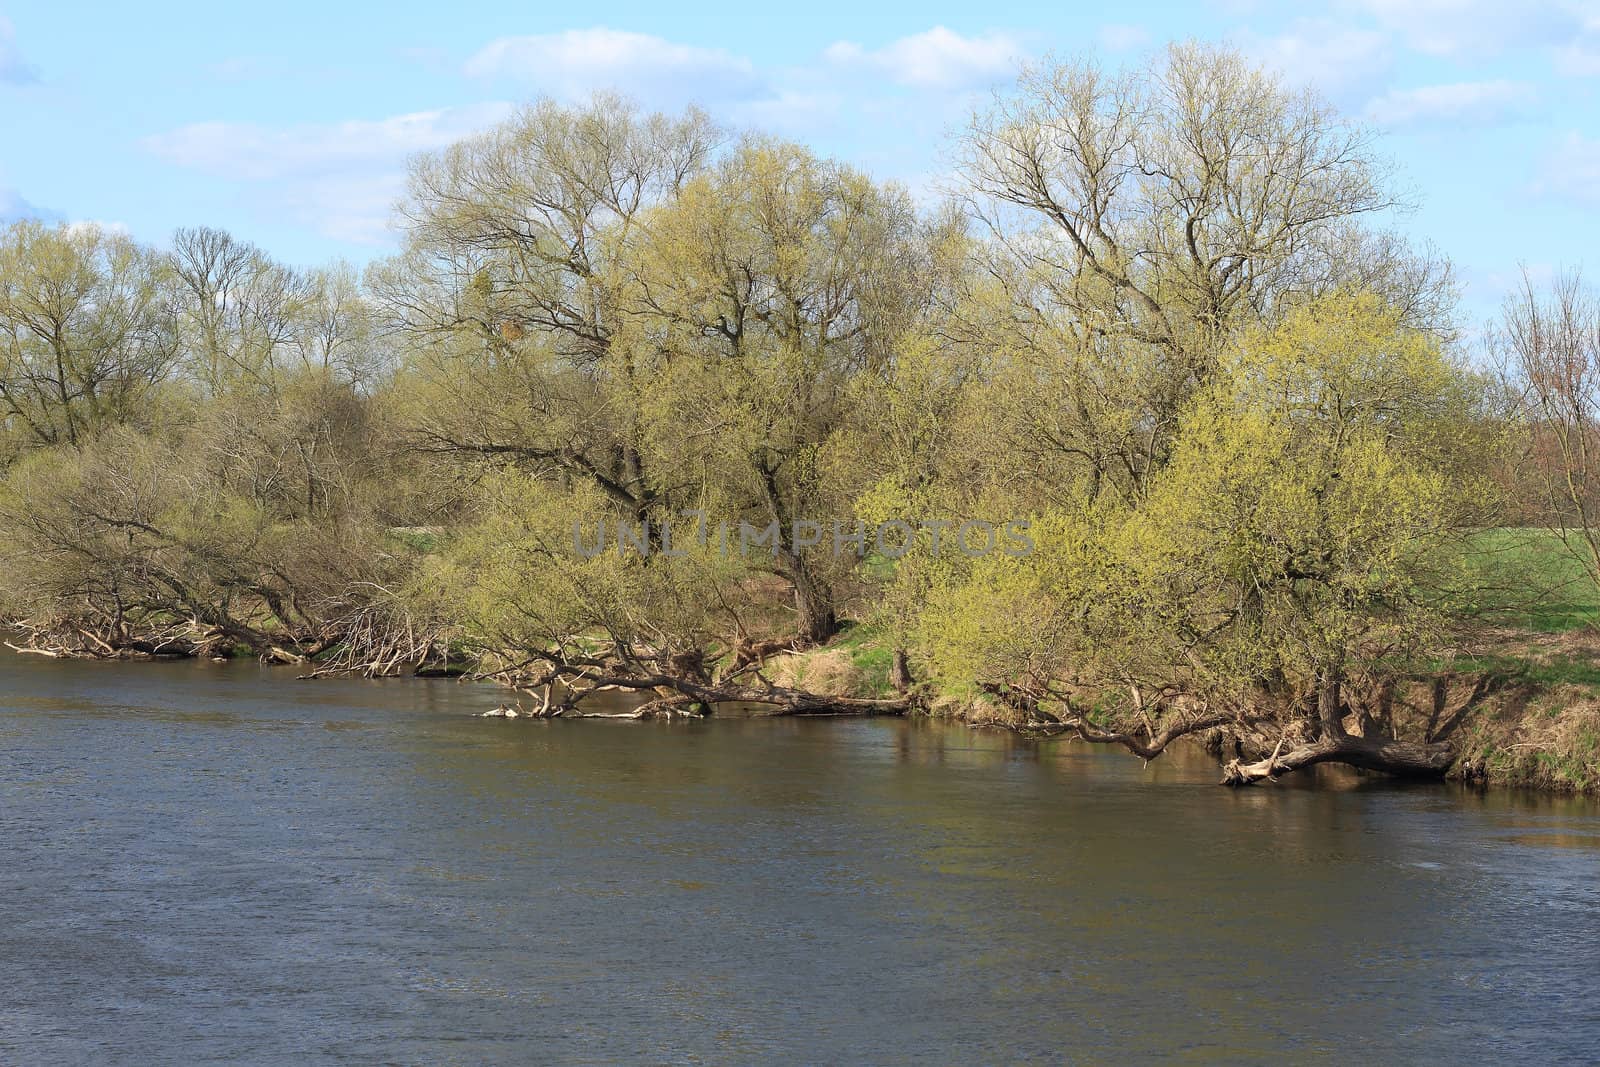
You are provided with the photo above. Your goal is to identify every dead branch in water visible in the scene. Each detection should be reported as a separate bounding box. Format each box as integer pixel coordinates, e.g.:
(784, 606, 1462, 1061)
(1221, 735, 1456, 785)
(974, 671, 1484, 785)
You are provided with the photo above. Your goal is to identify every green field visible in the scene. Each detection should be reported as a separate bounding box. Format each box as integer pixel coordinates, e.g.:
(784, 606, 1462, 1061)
(1465, 528, 1600, 633)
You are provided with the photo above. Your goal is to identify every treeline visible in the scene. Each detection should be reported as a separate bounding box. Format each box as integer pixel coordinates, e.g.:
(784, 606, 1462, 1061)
(0, 43, 1587, 780)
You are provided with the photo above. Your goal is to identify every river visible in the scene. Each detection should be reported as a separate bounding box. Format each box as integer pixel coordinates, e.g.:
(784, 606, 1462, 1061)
(1, 650, 1597, 1064)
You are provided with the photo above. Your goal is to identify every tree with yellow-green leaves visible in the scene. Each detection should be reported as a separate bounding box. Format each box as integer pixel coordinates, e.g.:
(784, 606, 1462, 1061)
(391, 134, 943, 709)
(954, 42, 1455, 504)
(0, 220, 427, 667)
(371, 93, 720, 530)
(615, 137, 933, 642)
(918, 292, 1499, 780)
(0, 221, 178, 456)
(0, 50, 1534, 783)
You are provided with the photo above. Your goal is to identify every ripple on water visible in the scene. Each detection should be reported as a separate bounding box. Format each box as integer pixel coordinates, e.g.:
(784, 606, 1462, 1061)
(1, 650, 1598, 1064)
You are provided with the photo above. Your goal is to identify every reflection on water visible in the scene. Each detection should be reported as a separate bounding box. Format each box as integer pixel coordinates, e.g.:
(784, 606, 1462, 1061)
(1, 651, 1597, 1064)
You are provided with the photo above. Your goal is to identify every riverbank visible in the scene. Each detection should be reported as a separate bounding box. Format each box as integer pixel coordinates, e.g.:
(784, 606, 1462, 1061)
(1429, 629, 1600, 793)
(761, 623, 1600, 795)
(7, 615, 1599, 793)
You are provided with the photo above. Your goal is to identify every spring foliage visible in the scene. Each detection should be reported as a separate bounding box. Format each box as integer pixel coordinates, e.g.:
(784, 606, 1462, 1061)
(0, 45, 1518, 758)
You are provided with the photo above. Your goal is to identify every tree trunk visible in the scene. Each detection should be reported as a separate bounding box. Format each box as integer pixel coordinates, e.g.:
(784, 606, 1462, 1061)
(890, 649, 912, 694)
(789, 561, 838, 645)
(1221, 735, 1455, 786)
(1317, 667, 1346, 739)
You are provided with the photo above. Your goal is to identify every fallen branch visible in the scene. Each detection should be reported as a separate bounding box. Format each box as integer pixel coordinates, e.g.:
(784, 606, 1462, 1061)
(1221, 735, 1455, 786)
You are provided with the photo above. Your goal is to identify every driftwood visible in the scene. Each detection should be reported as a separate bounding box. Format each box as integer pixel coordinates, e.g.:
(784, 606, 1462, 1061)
(723, 634, 808, 679)
(296, 595, 453, 678)
(558, 669, 912, 718)
(4, 620, 230, 661)
(5, 642, 63, 658)
(463, 627, 920, 724)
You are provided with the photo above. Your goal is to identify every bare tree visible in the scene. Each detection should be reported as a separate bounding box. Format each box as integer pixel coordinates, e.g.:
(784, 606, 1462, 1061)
(166, 225, 307, 394)
(956, 42, 1452, 494)
(1501, 269, 1600, 590)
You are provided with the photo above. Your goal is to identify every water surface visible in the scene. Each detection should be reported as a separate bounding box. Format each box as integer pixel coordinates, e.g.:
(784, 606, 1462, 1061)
(1, 651, 1597, 1064)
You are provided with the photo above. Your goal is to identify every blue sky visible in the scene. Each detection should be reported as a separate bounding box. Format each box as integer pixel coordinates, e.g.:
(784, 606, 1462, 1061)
(1, 0, 1598, 324)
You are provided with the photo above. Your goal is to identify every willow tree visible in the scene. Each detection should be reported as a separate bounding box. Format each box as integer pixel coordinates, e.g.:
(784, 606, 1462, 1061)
(0, 358, 429, 665)
(617, 138, 928, 643)
(0, 221, 177, 455)
(920, 293, 1496, 782)
(0, 226, 419, 664)
(371, 94, 721, 528)
(955, 42, 1453, 501)
(428, 474, 911, 717)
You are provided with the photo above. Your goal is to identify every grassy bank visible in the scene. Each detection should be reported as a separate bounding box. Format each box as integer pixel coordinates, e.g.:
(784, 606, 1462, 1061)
(1428, 630, 1600, 793)
(754, 529, 1600, 793)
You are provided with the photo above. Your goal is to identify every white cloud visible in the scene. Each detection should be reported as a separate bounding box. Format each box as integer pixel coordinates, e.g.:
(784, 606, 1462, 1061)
(0, 187, 33, 220)
(1473, 261, 1559, 296)
(1366, 79, 1538, 126)
(1556, 14, 1600, 75)
(64, 220, 130, 238)
(275, 173, 410, 245)
(1536, 131, 1600, 204)
(1557, 42, 1600, 75)
(143, 103, 512, 243)
(144, 103, 511, 181)
(133, 24, 1033, 248)
(824, 27, 1025, 90)
(0, 186, 55, 222)
(1344, 0, 1585, 57)
(0, 16, 37, 84)
(1, 192, 127, 235)
(1237, 19, 1393, 100)
(1099, 24, 1152, 52)
(730, 90, 848, 137)
(464, 28, 761, 103)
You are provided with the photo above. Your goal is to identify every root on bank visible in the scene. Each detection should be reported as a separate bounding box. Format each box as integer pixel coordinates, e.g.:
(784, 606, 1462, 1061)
(974, 673, 1485, 787)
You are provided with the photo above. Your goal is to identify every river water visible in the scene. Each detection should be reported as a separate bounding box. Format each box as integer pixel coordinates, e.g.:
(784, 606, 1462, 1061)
(1, 650, 1598, 1064)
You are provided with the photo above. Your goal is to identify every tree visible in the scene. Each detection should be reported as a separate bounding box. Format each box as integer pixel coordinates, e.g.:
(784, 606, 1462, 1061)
(371, 94, 720, 529)
(617, 138, 928, 642)
(956, 42, 1453, 498)
(0, 221, 177, 453)
(1499, 270, 1600, 593)
(166, 226, 299, 395)
(167, 228, 381, 396)
(920, 293, 1494, 782)
(429, 474, 911, 718)
(0, 356, 430, 667)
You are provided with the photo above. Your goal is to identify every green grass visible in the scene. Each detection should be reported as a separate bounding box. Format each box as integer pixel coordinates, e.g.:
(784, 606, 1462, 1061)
(1462, 527, 1600, 632)
(1434, 651, 1600, 690)
(1458, 718, 1600, 793)
(832, 619, 896, 696)
(386, 526, 442, 554)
